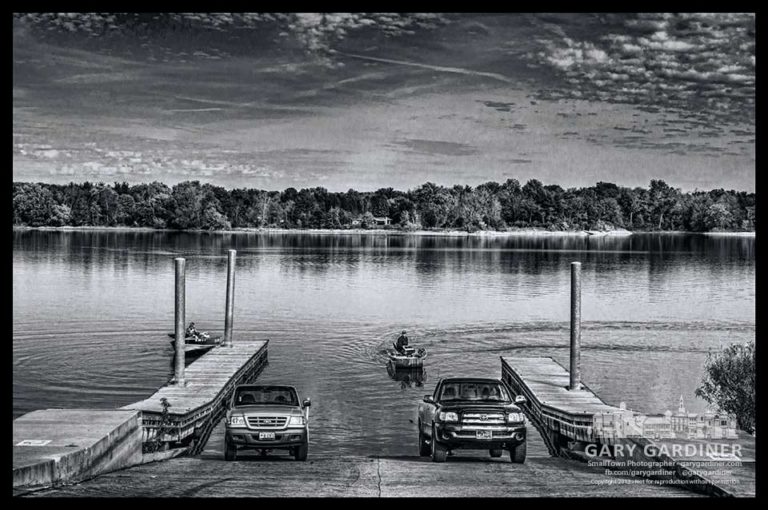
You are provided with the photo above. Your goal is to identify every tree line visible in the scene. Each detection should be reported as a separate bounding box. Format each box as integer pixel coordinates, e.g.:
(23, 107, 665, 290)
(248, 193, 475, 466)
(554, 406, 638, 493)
(12, 179, 755, 232)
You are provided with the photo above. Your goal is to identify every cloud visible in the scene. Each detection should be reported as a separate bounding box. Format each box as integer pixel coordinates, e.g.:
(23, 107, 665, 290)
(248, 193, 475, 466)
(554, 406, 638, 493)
(391, 139, 478, 156)
(14, 12, 450, 60)
(38, 149, 60, 158)
(545, 40, 611, 69)
(165, 108, 224, 113)
(13, 138, 361, 184)
(530, 13, 755, 126)
(478, 100, 516, 111)
(335, 51, 513, 84)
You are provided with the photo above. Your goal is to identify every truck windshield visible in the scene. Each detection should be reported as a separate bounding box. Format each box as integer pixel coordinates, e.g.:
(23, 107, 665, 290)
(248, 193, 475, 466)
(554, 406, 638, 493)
(439, 382, 509, 402)
(234, 386, 298, 406)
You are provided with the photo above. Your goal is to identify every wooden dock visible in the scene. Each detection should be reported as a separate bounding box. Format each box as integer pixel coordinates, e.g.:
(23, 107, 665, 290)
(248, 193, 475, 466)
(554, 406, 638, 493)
(501, 356, 619, 454)
(122, 340, 269, 454)
(501, 356, 755, 497)
(13, 340, 269, 490)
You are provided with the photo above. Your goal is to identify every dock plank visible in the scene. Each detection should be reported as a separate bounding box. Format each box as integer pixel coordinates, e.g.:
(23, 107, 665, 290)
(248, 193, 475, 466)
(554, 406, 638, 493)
(123, 341, 268, 415)
(501, 356, 617, 414)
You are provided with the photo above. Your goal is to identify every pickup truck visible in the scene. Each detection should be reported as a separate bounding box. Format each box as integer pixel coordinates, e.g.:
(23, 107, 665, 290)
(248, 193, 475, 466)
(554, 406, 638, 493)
(417, 377, 528, 463)
(224, 384, 311, 461)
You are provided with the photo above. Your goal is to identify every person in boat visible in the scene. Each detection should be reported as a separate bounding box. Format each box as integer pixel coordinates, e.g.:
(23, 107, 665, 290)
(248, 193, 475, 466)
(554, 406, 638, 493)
(395, 330, 409, 354)
(186, 322, 203, 342)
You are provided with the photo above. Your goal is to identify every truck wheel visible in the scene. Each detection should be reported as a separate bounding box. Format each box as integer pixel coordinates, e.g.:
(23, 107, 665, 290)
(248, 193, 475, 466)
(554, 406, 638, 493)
(510, 441, 527, 464)
(418, 421, 430, 457)
(294, 441, 308, 461)
(431, 424, 447, 463)
(224, 440, 237, 461)
(489, 449, 503, 458)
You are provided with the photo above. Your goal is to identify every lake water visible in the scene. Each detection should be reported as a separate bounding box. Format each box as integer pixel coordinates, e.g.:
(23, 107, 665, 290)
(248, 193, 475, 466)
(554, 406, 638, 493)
(13, 230, 755, 456)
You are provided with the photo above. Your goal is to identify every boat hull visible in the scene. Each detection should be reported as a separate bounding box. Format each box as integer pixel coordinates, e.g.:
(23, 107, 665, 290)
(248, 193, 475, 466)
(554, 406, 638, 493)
(389, 357, 424, 368)
(168, 341, 219, 354)
(387, 348, 427, 368)
(167, 333, 222, 355)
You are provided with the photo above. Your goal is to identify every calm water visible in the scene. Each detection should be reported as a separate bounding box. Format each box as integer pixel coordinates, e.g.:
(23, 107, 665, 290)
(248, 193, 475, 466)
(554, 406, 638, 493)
(13, 231, 755, 456)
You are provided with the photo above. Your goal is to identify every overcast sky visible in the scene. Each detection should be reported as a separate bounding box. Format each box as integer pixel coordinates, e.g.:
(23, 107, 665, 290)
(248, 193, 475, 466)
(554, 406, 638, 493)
(12, 13, 755, 192)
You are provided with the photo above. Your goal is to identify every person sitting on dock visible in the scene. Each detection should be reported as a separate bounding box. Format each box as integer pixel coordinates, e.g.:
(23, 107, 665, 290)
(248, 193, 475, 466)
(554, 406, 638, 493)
(395, 330, 409, 354)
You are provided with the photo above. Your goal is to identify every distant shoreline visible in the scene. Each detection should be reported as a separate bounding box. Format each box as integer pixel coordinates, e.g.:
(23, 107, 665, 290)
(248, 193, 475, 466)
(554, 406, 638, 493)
(701, 232, 756, 237)
(12, 226, 755, 237)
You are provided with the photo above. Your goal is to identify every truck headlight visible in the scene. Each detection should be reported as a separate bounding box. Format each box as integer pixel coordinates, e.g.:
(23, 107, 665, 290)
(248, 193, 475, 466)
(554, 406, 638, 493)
(438, 411, 459, 423)
(507, 412, 525, 424)
(288, 416, 306, 426)
(229, 416, 246, 427)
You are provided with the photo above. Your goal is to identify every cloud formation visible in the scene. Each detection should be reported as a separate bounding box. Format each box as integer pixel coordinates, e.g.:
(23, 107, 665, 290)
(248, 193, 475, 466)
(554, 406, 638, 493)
(14, 12, 449, 62)
(530, 13, 754, 125)
(13, 13, 754, 191)
(391, 139, 478, 157)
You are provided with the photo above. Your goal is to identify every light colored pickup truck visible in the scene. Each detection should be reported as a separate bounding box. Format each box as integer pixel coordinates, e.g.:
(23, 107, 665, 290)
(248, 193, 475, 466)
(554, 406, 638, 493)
(224, 384, 311, 461)
(417, 377, 528, 463)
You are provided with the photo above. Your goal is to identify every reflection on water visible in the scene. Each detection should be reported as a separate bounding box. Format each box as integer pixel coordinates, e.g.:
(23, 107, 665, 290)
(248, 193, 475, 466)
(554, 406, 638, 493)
(13, 231, 754, 455)
(387, 364, 428, 389)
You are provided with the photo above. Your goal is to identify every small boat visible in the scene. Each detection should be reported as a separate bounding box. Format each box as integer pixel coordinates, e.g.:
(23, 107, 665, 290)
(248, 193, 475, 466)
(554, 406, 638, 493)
(584, 230, 608, 236)
(167, 333, 222, 353)
(387, 346, 427, 368)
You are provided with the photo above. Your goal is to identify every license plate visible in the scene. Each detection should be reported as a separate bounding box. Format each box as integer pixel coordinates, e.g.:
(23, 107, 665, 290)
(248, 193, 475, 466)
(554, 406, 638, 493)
(258, 432, 275, 440)
(476, 430, 492, 440)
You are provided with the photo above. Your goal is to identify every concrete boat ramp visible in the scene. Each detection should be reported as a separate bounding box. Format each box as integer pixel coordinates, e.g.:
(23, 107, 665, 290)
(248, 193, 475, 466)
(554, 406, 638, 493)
(13, 409, 144, 490)
(23, 421, 700, 498)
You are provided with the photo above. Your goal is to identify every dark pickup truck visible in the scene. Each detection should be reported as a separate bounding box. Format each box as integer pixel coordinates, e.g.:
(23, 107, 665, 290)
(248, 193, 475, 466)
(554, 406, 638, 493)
(417, 377, 528, 463)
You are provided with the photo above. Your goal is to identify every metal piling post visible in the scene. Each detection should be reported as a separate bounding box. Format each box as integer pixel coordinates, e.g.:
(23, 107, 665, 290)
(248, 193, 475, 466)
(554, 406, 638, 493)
(569, 261, 582, 391)
(174, 257, 186, 386)
(224, 250, 236, 347)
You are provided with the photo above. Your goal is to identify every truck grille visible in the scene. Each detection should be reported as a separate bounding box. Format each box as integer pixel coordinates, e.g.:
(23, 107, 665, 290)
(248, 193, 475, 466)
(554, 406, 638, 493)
(247, 416, 288, 428)
(462, 412, 505, 425)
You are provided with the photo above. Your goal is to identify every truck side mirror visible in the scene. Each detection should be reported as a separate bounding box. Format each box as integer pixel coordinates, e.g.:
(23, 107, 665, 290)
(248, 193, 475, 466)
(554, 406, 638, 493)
(302, 398, 311, 408)
(515, 395, 527, 405)
(423, 395, 435, 404)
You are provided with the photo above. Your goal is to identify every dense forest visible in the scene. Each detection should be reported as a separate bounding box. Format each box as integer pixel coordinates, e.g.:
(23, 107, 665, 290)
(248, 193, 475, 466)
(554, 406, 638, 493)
(12, 179, 755, 232)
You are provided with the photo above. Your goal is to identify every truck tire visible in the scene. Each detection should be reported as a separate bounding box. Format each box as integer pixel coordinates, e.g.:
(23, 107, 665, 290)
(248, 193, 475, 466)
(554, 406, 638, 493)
(489, 449, 503, 458)
(510, 441, 526, 464)
(418, 421, 430, 456)
(431, 424, 447, 463)
(224, 440, 237, 461)
(294, 441, 308, 461)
